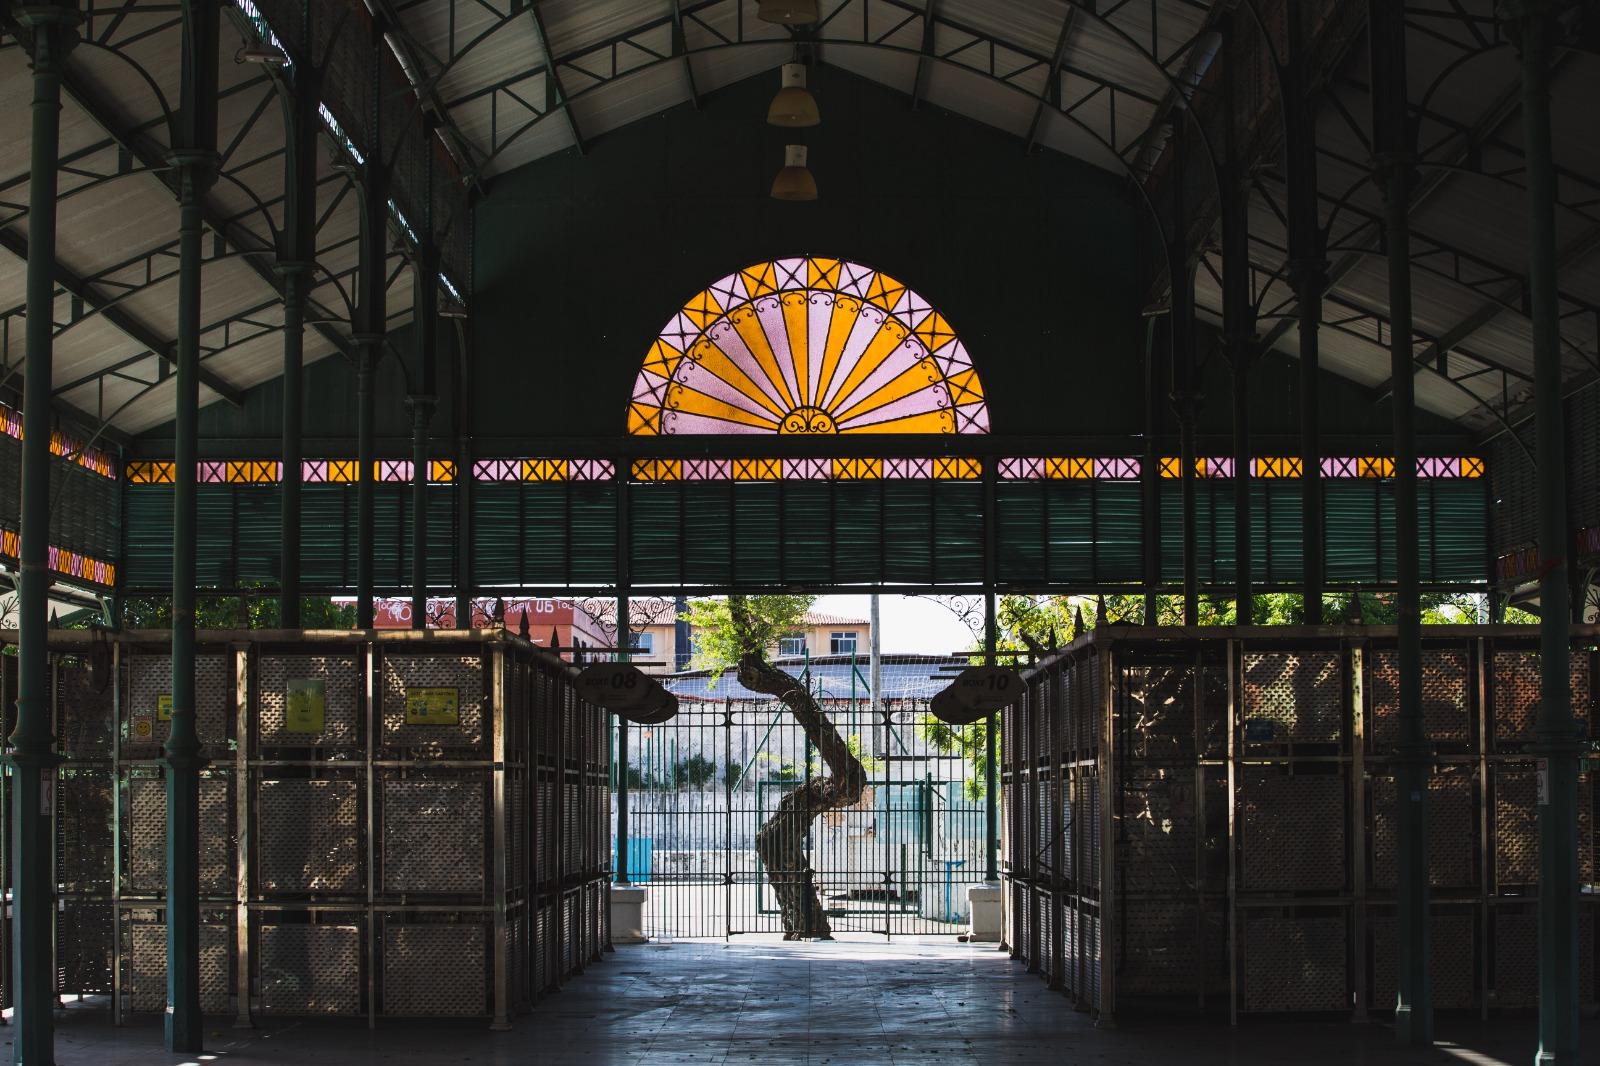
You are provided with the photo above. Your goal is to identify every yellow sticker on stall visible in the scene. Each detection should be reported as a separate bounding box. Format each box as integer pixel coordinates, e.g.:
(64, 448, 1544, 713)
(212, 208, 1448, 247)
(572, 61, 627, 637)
(285, 679, 327, 734)
(404, 686, 459, 726)
(156, 694, 173, 722)
(132, 715, 154, 740)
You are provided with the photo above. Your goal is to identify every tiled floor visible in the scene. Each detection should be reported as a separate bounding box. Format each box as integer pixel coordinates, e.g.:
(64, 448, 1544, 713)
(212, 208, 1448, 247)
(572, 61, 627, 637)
(22, 936, 1596, 1065)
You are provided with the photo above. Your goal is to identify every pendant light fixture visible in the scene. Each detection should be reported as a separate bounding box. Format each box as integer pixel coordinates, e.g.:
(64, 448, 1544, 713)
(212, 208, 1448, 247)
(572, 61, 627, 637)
(757, 0, 819, 26)
(770, 145, 818, 201)
(767, 63, 820, 127)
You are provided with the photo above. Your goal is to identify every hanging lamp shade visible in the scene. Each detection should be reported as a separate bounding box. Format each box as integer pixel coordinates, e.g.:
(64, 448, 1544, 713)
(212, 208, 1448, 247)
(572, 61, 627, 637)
(757, 0, 819, 25)
(767, 63, 820, 127)
(770, 145, 817, 201)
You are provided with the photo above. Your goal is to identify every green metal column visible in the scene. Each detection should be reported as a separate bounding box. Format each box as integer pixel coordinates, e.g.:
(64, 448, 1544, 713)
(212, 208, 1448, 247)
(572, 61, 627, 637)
(454, 319, 474, 628)
(1141, 317, 1160, 625)
(1221, 26, 1255, 625)
(1285, 2, 1325, 624)
(615, 591, 630, 883)
(1370, 0, 1431, 1044)
(982, 460, 998, 883)
(354, 23, 385, 629)
(409, 240, 438, 629)
(277, 52, 318, 629)
(1512, 4, 1580, 1062)
(168, 0, 220, 1052)
(10, 6, 77, 1063)
(1167, 118, 1199, 627)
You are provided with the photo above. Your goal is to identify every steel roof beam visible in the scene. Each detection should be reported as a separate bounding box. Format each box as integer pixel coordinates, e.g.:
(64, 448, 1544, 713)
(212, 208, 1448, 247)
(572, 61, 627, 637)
(50, 56, 355, 366)
(0, 228, 244, 406)
(1259, 51, 1576, 352)
(1022, 1, 1081, 152)
(909, 0, 938, 110)
(525, 1, 587, 156)
(671, 0, 700, 109)
(362, 0, 486, 189)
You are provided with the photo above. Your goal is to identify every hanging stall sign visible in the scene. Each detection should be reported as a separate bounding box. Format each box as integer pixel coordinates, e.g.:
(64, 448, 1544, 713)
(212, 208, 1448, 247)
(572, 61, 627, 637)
(156, 694, 173, 722)
(404, 686, 460, 726)
(624, 691, 679, 725)
(285, 679, 327, 734)
(929, 665, 1025, 725)
(575, 663, 657, 710)
(929, 686, 984, 725)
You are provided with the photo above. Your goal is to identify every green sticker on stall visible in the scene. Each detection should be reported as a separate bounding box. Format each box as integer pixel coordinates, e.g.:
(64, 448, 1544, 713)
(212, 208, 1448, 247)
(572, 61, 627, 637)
(156, 694, 173, 722)
(405, 686, 459, 726)
(285, 679, 327, 734)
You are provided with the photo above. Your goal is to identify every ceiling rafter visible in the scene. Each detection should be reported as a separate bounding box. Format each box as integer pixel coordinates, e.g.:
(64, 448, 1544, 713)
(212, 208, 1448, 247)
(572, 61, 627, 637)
(524, 0, 587, 157)
(0, 228, 245, 406)
(1023, 1, 1083, 152)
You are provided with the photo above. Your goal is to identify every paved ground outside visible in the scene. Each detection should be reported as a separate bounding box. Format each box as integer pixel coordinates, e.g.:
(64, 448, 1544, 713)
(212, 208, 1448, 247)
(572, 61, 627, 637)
(19, 936, 1596, 1065)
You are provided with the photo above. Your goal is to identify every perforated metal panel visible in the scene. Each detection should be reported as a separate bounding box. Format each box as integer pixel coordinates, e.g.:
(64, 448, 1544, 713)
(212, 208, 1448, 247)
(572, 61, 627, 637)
(1370, 911, 1476, 1010)
(258, 653, 361, 748)
(257, 778, 361, 892)
(1119, 768, 1197, 895)
(56, 902, 114, 995)
(1492, 906, 1596, 1008)
(1122, 663, 1199, 758)
(1369, 648, 1470, 748)
(57, 656, 114, 756)
(1241, 770, 1346, 891)
(126, 917, 231, 1013)
(379, 652, 485, 753)
(56, 769, 113, 892)
(1495, 766, 1596, 887)
(1493, 650, 1590, 744)
(381, 776, 486, 895)
(124, 653, 230, 754)
(1241, 912, 1347, 1012)
(1241, 650, 1343, 744)
(1120, 900, 1199, 997)
(258, 922, 362, 1015)
(126, 774, 233, 895)
(1370, 769, 1476, 890)
(381, 923, 487, 1016)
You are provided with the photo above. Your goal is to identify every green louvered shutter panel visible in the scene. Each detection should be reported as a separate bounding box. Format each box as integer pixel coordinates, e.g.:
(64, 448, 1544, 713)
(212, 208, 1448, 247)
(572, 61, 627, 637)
(883, 482, 932, 584)
(1426, 481, 1487, 583)
(301, 486, 351, 589)
(834, 481, 882, 584)
(1324, 482, 1377, 584)
(1096, 482, 1143, 583)
(997, 482, 1044, 585)
(934, 481, 983, 585)
(234, 486, 282, 585)
(630, 482, 681, 587)
(195, 486, 237, 587)
(521, 484, 568, 586)
(732, 482, 780, 587)
(683, 482, 733, 586)
(124, 486, 174, 591)
(472, 483, 522, 587)
(569, 482, 617, 586)
(1043, 482, 1090, 585)
(781, 482, 831, 585)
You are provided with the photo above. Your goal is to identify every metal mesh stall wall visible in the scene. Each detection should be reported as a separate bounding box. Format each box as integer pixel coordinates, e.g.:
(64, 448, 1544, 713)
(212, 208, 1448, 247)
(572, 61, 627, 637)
(1001, 625, 1600, 1025)
(11, 629, 606, 1027)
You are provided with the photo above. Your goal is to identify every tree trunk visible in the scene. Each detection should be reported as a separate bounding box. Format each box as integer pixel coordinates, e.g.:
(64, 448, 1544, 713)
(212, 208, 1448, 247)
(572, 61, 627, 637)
(738, 651, 867, 939)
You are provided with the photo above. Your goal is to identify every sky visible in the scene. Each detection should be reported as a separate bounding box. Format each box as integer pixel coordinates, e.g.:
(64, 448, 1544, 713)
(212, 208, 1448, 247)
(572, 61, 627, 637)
(809, 594, 977, 655)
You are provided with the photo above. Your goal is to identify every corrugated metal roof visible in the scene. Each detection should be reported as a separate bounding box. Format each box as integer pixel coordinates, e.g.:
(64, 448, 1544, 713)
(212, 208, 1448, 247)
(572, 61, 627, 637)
(1, 0, 1595, 447)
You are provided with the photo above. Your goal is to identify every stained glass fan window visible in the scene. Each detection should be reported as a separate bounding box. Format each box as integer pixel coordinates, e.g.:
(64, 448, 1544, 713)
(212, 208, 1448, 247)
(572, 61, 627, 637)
(628, 258, 989, 435)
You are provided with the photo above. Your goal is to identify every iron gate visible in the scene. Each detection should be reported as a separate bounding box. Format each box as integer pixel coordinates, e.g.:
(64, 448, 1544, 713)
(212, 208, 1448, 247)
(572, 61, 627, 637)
(614, 696, 989, 939)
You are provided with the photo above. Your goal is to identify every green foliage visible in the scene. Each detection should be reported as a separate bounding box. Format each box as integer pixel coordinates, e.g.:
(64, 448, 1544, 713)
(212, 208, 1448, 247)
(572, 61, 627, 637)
(678, 752, 718, 789)
(684, 594, 814, 679)
(116, 587, 356, 630)
(919, 716, 993, 801)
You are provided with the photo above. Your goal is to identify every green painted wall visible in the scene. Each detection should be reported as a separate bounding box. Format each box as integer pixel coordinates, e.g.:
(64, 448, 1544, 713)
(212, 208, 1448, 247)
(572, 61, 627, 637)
(473, 65, 1148, 441)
